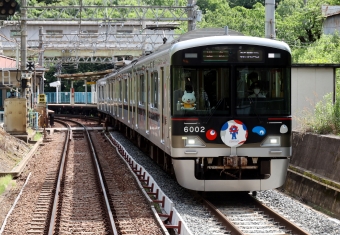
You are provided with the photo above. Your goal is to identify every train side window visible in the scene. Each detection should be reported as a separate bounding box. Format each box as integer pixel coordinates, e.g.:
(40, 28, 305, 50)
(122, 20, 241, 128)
(115, 79, 119, 101)
(129, 74, 133, 104)
(119, 79, 122, 102)
(124, 75, 128, 102)
(151, 71, 159, 108)
(139, 73, 145, 105)
(133, 73, 137, 104)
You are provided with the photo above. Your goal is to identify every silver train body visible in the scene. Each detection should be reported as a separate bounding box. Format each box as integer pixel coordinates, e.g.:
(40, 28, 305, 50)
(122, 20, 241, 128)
(97, 29, 292, 192)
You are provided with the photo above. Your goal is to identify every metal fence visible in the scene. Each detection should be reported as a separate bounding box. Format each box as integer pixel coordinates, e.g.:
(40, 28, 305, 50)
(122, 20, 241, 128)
(45, 92, 93, 104)
(5, 92, 94, 104)
(29, 111, 39, 130)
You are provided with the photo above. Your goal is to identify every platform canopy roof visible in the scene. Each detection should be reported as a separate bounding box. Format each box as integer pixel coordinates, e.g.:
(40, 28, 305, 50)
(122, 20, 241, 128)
(56, 69, 115, 81)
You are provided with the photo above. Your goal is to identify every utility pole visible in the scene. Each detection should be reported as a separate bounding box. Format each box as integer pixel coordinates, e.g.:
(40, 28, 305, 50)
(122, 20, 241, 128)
(39, 26, 44, 95)
(188, 0, 199, 31)
(20, 0, 28, 98)
(265, 0, 276, 39)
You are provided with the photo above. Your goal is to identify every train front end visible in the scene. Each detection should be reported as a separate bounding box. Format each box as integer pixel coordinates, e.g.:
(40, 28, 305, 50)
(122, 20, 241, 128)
(170, 36, 292, 192)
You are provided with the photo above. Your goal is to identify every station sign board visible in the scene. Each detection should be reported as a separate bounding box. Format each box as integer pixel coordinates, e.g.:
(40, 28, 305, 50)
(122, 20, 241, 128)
(39, 94, 46, 103)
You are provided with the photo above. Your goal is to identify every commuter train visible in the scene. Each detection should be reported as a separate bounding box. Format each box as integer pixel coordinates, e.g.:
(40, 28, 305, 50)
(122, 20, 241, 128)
(97, 28, 292, 192)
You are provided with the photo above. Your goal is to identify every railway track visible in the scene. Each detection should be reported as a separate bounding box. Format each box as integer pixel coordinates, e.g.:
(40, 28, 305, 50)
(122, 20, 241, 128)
(1, 115, 319, 235)
(51, 118, 116, 235)
(197, 192, 311, 235)
(1, 117, 166, 234)
(25, 118, 117, 234)
(51, 118, 165, 235)
(107, 129, 313, 235)
(26, 119, 70, 235)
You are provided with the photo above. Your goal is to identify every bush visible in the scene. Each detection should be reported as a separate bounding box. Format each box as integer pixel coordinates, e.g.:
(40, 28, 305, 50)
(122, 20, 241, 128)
(299, 93, 340, 135)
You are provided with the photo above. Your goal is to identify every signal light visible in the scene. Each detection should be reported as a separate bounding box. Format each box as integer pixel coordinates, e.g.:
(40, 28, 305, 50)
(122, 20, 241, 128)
(0, 0, 18, 17)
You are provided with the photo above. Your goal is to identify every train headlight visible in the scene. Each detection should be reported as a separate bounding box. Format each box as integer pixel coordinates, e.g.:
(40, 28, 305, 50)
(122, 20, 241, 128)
(261, 136, 280, 147)
(183, 136, 206, 147)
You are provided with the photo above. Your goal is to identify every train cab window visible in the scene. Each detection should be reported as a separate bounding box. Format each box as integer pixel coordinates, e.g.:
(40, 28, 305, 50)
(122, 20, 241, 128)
(151, 71, 159, 108)
(172, 67, 230, 116)
(236, 67, 290, 116)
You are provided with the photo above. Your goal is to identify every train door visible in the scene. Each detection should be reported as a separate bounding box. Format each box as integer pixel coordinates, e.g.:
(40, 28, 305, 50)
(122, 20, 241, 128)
(134, 72, 137, 128)
(123, 74, 128, 121)
(128, 73, 132, 127)
(165, 66, 171, 152)
(160, 67, 165, 143)
(114, 78, 117, 116)
(138, 71, 145, 130)
(150, 69, 159, 139)
(119, 77, 122, 118)
(146, 70, 149, 134)
(109, 81, 111, 114)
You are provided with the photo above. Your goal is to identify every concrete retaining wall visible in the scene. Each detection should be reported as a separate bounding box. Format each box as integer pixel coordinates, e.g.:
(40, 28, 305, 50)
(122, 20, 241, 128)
(281, 132, 340, 218)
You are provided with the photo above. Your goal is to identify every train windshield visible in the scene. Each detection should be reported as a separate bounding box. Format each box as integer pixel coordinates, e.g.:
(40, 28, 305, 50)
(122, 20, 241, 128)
(172, 66, 290, 116)
(236, 67, 290, 116)
(172, 67, 230, 116)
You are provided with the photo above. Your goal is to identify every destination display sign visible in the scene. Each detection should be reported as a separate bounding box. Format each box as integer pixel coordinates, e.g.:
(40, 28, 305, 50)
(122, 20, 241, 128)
(203, 50, 229, 61)
(237, 50, 263, 62)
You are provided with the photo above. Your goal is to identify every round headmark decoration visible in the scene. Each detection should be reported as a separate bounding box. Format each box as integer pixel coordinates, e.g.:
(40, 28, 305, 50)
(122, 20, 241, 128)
(206, 129, 217, 141)
(220, 120, 248, 147)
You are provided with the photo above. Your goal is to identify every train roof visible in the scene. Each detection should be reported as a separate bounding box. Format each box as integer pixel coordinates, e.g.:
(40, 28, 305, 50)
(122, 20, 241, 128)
(170, 36, 291, 56)
(98, 28, 291, 83)
(154, 28, 243, 52)
(155, 28, 290, 54)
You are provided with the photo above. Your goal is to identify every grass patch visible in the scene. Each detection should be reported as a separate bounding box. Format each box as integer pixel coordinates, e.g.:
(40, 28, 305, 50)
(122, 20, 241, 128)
(297, 93, 340, 135)
(33, 132, 43, 141)
(0, 175, 13, 195)
(297, 74, 340, 135)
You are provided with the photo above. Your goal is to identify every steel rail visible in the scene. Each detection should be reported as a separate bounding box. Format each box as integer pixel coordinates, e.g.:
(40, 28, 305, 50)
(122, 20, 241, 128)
(47, 120, 71, 235)
(199, 196, 244, 235)
(249, 196, 311, 235)
(194, 191, 311, 235)
(83, 124, 118, 235)
(50, 118, 118, 234)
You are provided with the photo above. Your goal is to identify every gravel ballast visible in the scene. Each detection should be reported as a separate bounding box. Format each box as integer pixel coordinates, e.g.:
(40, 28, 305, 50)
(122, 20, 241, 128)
(110, 131, 340, 235)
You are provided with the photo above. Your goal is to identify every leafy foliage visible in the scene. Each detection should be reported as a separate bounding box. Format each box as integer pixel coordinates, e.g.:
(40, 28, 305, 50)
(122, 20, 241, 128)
(292, 33, 340, 63)
(198, 2, 265, 37)
(298, 93, 340, 135)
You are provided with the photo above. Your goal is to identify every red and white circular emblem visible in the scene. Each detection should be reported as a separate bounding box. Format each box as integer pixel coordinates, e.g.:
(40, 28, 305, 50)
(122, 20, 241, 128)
(220, 120, 248, 147)
(206, 129, 217, 140)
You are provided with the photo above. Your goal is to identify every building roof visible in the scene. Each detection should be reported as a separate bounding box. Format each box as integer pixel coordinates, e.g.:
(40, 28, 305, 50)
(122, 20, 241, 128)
(57, 69, 115, 81)
(0, 55, 17, 69)
(322, 5, 340, 17)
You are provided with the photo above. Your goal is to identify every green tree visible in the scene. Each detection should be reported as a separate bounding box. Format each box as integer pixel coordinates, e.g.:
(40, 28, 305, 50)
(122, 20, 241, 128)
(199, 2, 265, 37)
(228, 0, 265, 9)
(276, 0, 326, 45)
(292, 33, 340, 63)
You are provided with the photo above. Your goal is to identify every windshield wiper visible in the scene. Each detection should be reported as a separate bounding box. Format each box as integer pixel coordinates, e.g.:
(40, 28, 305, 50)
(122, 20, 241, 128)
(248, 97, 262, 124)
(204, 98, 225, 124)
